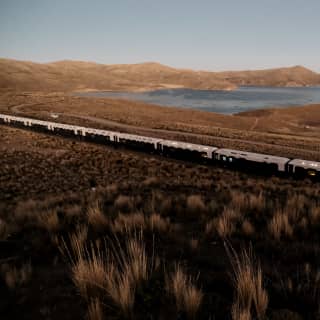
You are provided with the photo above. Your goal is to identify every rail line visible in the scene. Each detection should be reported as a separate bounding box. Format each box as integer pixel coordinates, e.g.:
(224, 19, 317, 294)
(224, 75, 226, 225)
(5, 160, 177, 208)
(0, 113, 319, 180)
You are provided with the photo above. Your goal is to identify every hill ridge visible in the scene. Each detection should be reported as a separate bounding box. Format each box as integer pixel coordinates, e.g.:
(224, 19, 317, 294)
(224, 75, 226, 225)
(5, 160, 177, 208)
(1, 58, 319, 92)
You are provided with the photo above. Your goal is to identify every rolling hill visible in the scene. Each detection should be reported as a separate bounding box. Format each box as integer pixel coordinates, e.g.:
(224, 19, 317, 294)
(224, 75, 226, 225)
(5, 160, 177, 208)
(1, 58, 320, 92)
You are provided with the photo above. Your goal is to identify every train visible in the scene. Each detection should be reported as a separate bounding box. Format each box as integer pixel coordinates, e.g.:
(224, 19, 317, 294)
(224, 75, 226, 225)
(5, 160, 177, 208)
(0, 113, 319, 180)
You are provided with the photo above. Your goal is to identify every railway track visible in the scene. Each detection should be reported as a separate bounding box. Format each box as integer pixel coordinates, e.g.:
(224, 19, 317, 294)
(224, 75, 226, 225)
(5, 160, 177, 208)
(1, 113, 319, 181)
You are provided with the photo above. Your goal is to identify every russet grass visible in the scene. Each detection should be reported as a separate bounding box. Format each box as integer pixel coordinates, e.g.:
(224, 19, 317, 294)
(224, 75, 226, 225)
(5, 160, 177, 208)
(166, 265, 203, 319)
(0, 125, 319, 319)
(227, 245, 268, 320)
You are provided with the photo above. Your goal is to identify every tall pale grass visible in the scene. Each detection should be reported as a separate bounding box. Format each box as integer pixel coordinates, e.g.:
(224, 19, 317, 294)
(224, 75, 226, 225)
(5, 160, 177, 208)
(205, 207, 238, 238)
(166, 265, 203, 319)
(226, 244, 268, 320)
(62, 230, 154, 317)
(87, 201, 109, 230)
(112, 212, 170, 234)
(87, 298, 104, 320)
(268, 210, 293, 240)
(230, 191, 265, 213)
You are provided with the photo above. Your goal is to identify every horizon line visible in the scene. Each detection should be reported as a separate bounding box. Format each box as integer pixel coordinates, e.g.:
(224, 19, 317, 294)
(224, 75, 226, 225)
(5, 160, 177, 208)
(0, 56, 319, 74)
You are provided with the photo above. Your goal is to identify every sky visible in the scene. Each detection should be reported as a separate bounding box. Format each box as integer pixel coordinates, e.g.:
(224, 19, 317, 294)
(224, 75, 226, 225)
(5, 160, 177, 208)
(0, 0, 319, 72)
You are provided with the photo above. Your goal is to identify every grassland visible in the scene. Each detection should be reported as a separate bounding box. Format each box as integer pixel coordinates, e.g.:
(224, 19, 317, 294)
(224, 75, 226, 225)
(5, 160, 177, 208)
(1, 92, 320, 161)
(1, 59, 320, 319)
(0, 125, 319, 319)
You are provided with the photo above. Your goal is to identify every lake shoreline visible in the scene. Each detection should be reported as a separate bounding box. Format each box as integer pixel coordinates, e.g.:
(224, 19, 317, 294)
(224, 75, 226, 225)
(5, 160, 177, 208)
(74, 86, 320, 115)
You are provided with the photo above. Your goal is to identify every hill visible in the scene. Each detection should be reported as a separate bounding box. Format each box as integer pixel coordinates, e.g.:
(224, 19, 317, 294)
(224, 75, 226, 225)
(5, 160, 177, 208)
(1, 58, 320, 92)
(0, 59, 234, 92)
(218, 65, 320, 87)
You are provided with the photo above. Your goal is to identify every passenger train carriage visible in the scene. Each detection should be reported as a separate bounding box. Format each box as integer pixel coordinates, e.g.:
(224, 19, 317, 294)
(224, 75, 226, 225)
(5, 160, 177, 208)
(214, 148, 290, 173)
(0, 113, 319, 180)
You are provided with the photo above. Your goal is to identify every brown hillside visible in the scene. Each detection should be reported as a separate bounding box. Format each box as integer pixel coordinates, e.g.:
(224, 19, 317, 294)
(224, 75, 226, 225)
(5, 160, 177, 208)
(0, 59, 234, 92)
(1, 58, 320, 93)
(218, 65, 320, 87)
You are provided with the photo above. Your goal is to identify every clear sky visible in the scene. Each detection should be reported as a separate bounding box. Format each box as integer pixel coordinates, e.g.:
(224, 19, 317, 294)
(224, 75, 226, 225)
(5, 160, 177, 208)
(0, 0, 319, 72)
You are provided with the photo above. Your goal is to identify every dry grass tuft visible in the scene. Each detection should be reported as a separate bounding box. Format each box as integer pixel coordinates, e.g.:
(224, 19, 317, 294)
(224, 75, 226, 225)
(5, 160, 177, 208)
(125, 236, 149, 284)
(87, 201, 109, 230)
(148, 213, 170, 233)
(3, 262, 32, 290)
(112, 212, 171, 234)
(242, 220, 255, 237)
(186, 195, 206, 215)
(166, 265, 203, 319)
(38, 209, 60, 232)
(190, 238, 199, 251)
(104, 233, 153, 316)
(215, 213, 235, 238)
(268, 210, 293, 240)
(87, 298, 104, 320)
(207, 207, 238, 238)
(230, 191, 265, 213)
(231, 304, 252, 320)
(105, 267, 135, 318)
(205, 219, 215, 236)
(0, 218, 8, 240)
(64, 204, 82, 220)
(112, 212, 145, 233)
(14, 199, 38, 225)
(310, 205, 320, 224)
(70, 225, 88, 254)
(142, 176, 159, 187)
(63, 230, 154, 317)
(227, 245, 268, 320)
(71, 245, 109, 299)
(114, 195, 133, 212)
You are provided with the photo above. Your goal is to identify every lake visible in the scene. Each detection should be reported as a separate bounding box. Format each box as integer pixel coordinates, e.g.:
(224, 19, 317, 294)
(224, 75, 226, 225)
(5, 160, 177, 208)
(76, 86, 320, 114)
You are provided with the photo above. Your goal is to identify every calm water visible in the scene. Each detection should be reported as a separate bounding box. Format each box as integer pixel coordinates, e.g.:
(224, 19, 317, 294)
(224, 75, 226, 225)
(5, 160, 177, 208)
(76, 87, 320, 114)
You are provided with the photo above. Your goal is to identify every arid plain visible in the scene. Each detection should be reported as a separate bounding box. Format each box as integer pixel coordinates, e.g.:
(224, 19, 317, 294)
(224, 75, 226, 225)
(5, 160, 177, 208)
(0, 59, 320, 320)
